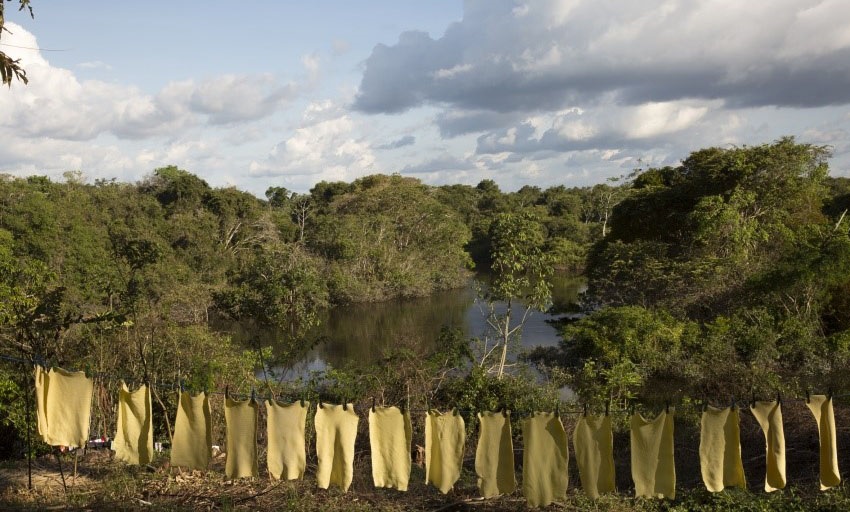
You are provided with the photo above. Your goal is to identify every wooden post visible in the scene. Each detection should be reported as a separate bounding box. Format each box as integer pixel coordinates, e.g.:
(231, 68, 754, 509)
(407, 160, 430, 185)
(55, 449, 67, 498)
(25, 366, 32, 490)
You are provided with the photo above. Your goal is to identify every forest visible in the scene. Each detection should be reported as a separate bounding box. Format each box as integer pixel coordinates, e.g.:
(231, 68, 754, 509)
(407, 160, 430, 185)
(4, 137, 850, 510)
(0, 162, 611, 453)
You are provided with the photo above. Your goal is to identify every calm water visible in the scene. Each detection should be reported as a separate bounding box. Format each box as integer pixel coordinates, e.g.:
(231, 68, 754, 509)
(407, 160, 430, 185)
(222, 274, 585, 379)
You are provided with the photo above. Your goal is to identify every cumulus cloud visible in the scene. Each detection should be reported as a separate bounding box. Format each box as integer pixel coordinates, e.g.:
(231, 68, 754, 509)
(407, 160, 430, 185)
(0, 23, 305, 142)
(4, 6, 850, 196)
(78, 61, 112, 70)
(348, 0, 850, 190)
(435, 109, 522, 138)
(332, 39, 350, 56)
(375, 135, 415, 150)
(180, 74, 298, 125)
(0, 136, 145, 182)
(475, 100, 715, 155)
(400, 154, 474, 174)
(354, 0, 850, 117)
(249, 100, 377, 189)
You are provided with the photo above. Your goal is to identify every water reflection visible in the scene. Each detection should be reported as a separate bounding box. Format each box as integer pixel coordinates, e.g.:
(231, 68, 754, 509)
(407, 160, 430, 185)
(220, 275, 585, 378)
(307, 285, 474, 371)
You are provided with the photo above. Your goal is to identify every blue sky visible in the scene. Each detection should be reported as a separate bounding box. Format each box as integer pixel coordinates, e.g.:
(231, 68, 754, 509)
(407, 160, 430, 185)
(2, 1, 849, 196)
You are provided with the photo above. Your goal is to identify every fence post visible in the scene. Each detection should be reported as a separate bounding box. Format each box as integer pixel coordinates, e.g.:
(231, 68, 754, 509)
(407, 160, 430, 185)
(25, 366, 32, 490)
(21, 356, 33, 490)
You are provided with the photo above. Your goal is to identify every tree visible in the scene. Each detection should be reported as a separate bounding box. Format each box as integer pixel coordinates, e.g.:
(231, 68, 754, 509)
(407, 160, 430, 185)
(290, 193, 312, 243)
(309, 174, 471, 302)
(144, 166, 211, 215)
(585, 176, 631, 238)
(588, 138, 834, 320)
(0, 228, 58, 357)
(213, 243, 329, 385)
(565, 137, 850, 402)
(264, 186, 291, 208)
(0, 0, 32, 86)
(309, 180, 351, 209)
(476, 179, 507, 213)
(476, 212, 553, 379)
(203, 186, 269, 254)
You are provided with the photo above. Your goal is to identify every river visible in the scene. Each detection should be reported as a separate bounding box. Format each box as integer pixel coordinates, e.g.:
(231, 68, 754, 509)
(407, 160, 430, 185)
(222, 274, 585, 379)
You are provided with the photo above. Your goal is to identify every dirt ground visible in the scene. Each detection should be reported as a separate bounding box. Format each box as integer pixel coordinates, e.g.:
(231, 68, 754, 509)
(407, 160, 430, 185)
(0, 449, 528, 511)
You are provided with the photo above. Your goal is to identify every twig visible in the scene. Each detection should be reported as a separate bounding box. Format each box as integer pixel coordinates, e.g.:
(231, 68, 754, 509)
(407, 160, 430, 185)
(835, 209, 847, 231)
(429, 498, 486, 511)
(233, 480, 283, 503)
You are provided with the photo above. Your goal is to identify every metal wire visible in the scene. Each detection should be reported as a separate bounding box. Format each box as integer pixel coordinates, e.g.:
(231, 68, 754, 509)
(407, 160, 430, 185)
(4, 352, 848, 418)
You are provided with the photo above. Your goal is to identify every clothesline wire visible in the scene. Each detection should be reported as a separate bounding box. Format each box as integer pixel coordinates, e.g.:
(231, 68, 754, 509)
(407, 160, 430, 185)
(5, 353, 850, 417)
(0, 42, 72, 52)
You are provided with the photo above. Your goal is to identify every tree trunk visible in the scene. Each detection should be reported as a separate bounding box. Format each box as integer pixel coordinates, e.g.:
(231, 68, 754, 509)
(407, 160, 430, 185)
(496, 300, 511, 380)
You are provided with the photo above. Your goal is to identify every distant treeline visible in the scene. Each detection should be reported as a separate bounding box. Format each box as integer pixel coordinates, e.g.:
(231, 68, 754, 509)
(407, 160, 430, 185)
(0, 167, 615, 313)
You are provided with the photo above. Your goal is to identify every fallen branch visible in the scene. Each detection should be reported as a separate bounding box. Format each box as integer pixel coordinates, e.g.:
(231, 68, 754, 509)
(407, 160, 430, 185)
(233, 480, 283, 503)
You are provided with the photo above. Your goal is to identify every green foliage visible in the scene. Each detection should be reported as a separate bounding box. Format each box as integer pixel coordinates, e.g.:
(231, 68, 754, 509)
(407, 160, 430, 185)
(0, 0, 33, 86)
(487, 211, 553, 309)
(0, 367, 29, 458)
(156, 327, 251, 393)
(541, 139, 850, 402)
(0, 169, 485, 452)
(308, 174, 471, 302)
(535, 302, 847, 404)
(572, 359, 643, 405)
(438, 365, 560, 436)
(531, 306, 690, 404)
(564, 306, 685, 366)
(3, 136, 850, 470)
(473, 211, 554, 378)
(0, 226, 69, 359)
(214, 242, 329, 369)
(546, 237, 588, 272)
(145, 165, 211, 214)
(264, 186, 291, 208)
(434, 180, 603, 272)
(590, 137, 833, 320)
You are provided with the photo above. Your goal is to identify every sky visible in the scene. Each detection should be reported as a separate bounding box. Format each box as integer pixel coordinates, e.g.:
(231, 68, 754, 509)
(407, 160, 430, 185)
(1, 0, 849, 196)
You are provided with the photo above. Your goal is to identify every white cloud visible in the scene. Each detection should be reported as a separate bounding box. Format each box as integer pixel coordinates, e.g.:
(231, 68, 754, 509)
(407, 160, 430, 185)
(434, 63, 473, 79)
(184, 74, 298, 125)
(776, 0, 850, 58)
(332, 39, 351, 56)
(0, 23, 322, 191)
(4, 4, 850, 196)
(302, 53, 321, 80)
(78, 61, 112, 70)
(475, 99, 719, 156)
(1, 23, 306, 142)
(624, 103, 709, 139)
(355, 0, 850, 114)
(520, 161, 543, 178)
(401, 153, 474, 174)
(249, 100, 377, 189)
